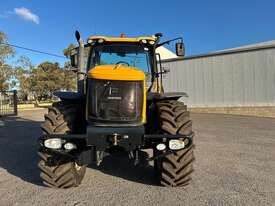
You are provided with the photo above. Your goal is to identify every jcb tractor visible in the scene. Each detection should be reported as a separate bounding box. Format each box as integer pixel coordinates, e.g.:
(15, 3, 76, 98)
(38, 31, 194, 188)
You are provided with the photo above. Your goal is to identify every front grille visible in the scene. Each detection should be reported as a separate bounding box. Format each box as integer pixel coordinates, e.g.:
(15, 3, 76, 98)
(89, 79, 143, 124)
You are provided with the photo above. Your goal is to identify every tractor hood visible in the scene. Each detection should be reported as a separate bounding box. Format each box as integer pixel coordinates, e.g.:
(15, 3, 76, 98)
(88, 65, 145, 81)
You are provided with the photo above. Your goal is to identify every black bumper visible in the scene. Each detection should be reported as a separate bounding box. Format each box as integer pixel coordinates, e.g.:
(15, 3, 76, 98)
(87, 125, 144, 150)
(39, 125, 145, 151)
(39, 126, 193, 151)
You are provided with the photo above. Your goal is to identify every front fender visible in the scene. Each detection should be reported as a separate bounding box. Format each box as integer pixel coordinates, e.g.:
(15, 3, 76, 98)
(147, 92, 188, 101)
(53, 91, 84, 101)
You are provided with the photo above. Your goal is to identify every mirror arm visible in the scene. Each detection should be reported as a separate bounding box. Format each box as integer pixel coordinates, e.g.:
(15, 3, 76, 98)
(156, 37, 183, 48)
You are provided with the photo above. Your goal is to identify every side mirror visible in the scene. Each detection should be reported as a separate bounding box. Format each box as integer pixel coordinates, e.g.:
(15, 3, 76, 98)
(176, 42, 185, 56)
(70, 47, 78, 67)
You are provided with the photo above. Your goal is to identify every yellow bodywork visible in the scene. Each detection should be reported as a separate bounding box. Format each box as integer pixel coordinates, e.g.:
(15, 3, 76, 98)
(88, 36, 156, 43)
(88, 65, 147, 123)
(88, 65, 145, 81)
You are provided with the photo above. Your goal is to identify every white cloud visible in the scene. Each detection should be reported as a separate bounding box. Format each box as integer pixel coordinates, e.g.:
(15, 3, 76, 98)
(14, 7, 39, 24)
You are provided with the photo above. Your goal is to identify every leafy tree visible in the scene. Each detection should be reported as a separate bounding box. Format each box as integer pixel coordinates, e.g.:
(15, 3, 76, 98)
(63, 44, 77, 90)
(0, 31, 77, 103)
(14, 56, 33, 100)
(63, 43, 90, 67)
(0, 64, 13, 90)
(63, 43, 75, 57)
(30, 62, 63, 100)
(14, 60, 77, 103)
(0, 31, 14, 61)
(0, 31, 15, 90)
(25, 61, 76, 102)
(63, 62, 77, 91)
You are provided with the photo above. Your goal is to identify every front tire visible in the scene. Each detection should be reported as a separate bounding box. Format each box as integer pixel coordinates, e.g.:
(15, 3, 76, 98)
(38, 151, 86, 188)
(155, 100, 195, 187)
(38, 102, 86, 188)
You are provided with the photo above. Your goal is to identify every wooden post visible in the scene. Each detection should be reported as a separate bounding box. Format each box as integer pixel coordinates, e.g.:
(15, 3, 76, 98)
(13, 90, 18, 116)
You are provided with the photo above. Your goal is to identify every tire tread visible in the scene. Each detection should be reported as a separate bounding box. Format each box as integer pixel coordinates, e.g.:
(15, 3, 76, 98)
(38, 101, 86, 188)
(156, 100, 195, 187)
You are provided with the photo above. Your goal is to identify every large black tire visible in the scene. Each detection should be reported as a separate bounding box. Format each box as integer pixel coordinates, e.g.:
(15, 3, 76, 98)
(38, 102, 86, 188)
(155, 100, 195, 187)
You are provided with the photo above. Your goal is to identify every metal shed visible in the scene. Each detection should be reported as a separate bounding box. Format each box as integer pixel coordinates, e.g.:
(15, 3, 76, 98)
(162, 41, 275, 108)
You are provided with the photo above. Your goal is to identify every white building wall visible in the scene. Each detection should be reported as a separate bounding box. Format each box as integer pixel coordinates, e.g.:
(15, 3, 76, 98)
(162, 47, 275, 107)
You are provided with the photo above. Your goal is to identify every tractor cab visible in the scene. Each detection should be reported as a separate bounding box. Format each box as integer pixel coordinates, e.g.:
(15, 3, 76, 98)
(70, 33, 185, 94)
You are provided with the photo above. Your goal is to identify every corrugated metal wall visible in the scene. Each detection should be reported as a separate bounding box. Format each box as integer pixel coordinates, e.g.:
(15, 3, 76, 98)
(162, 47, 275, 107)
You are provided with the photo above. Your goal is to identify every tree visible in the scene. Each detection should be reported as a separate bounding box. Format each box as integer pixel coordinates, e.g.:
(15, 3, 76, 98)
(63, 43, 90, 66)
(30, 62, 63, 101)
(63, 62, 77, 91)
(14, 56, 33, 100)
(0, 31, 77, 101)
(25, 61, 76, 101)
(0, 31, 15, 90)
(63, 44, 77, 91)
(63, 43, 75, 57)
(0, 64, 12, 90)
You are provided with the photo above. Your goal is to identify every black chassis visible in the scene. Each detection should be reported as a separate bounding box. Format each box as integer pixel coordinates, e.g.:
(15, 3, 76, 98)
(39, 91, 193, 165)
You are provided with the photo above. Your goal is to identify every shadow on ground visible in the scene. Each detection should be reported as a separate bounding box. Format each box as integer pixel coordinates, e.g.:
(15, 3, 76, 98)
(89, 151, 158, 186)
(0, 115, 43, 186)
(0, 113, 158, 187)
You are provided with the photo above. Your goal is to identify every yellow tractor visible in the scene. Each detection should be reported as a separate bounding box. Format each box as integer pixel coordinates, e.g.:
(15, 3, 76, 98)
(38, 31, 194, 188)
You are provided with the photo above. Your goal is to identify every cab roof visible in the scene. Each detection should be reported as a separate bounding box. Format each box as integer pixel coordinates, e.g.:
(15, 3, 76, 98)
(87, 35, 157, 43)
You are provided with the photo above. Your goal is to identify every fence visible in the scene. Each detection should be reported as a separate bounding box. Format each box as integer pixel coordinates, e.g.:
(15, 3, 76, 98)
(0, 90, 18, 116)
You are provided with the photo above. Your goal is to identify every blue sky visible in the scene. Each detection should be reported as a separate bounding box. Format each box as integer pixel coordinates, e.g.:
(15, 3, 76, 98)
(1, 0, 275, 66)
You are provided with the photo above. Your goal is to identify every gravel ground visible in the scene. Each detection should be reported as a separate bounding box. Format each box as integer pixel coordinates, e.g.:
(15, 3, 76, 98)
(0, 109, 275, 206)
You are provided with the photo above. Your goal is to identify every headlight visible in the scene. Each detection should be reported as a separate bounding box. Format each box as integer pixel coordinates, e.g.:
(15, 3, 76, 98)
(44, 138, 62, 149)
(156, 143, 166, 151)
(140, 39, 147, 44)
(98, 39, 104, 43)
(169, 139, 185, 150)
(149, 40, 155, 45)
(64, 142, 76, 150)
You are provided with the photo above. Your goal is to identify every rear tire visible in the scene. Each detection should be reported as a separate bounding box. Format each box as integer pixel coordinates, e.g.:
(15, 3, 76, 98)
(155, 100, 195, 187)
(38, 101, 86, 188)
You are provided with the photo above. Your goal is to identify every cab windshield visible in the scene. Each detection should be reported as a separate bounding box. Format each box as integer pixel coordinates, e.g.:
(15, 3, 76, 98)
(89, 43, 152, 74)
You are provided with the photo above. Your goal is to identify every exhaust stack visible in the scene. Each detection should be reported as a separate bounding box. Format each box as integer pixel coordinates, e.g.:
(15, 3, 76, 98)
(75, 30, 85, 95)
